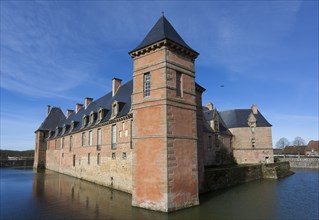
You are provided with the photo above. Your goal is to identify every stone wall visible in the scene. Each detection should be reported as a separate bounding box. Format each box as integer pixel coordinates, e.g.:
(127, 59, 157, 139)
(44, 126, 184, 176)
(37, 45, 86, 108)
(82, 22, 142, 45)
(204, 165, 262, 192)
(204, 162, 293, 192)
(44, 118, 133, 193)
(276, 157, 319, 169)
(262, 162, 294, 179)
(230, 127, 274, 164)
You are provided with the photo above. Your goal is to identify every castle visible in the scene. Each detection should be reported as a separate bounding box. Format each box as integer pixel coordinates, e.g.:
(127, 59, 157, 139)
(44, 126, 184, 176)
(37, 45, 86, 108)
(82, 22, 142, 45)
(34, 15, 274, 212)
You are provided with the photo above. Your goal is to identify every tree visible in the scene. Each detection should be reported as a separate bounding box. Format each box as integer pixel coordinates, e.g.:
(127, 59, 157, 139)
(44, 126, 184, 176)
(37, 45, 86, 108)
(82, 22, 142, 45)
(292, 137, 306, 146)
(275, 137, 290, 149)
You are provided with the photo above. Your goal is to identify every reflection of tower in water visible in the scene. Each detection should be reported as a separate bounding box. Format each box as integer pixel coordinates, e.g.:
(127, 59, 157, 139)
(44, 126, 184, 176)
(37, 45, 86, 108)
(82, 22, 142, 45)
(31, 170, 159, 219)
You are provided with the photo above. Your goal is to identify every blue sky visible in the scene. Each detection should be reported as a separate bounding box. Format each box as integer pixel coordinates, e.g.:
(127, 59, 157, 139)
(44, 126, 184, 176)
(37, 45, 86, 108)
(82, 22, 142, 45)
(1, 1, 318, 150)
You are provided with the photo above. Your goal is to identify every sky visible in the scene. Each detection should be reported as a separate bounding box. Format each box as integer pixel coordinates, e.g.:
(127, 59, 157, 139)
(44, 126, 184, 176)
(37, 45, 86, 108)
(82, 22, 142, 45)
(1, 1, 318, 150)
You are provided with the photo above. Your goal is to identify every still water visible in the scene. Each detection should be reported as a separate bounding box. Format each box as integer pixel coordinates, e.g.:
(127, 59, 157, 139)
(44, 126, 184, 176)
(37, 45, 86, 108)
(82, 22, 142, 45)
(1, 168, 318, 220)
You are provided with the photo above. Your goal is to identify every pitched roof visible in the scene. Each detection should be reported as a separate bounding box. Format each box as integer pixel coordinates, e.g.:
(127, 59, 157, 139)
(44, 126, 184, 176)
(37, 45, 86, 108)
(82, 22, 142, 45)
(39, 80, 133, 138)
(218, 109, 272, 128)
(306, 140, 319, 152)
(131, 15, 196, 53)
(203, 109, 232, 135)
(283, 145, 306, 155)
(36, 107, 65, 132)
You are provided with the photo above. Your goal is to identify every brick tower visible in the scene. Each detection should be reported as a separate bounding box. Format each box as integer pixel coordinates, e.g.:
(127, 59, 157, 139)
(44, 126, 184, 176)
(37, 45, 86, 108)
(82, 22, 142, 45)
(129, 15, 200, 212)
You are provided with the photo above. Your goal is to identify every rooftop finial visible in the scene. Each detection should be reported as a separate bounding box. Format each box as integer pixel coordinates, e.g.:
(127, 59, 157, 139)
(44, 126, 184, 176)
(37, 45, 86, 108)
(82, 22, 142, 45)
(162, 11, 164, 16)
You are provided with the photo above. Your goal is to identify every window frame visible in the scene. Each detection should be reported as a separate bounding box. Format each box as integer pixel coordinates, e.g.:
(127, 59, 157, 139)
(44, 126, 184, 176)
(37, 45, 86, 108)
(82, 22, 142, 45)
(111, 124, 117, 149)
(61, 137, 65, 149)
(69, 136, 73, 152)
(176, 71, 182, 97)
(89, 130, 93, 146)
(82, 132, 86, 146)
(143, 72, 151, 97)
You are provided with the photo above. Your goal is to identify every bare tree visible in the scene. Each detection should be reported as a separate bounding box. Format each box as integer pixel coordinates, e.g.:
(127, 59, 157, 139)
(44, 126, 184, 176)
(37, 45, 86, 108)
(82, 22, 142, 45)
(292, 136, 306, 146)
(275, 137, 290, 149)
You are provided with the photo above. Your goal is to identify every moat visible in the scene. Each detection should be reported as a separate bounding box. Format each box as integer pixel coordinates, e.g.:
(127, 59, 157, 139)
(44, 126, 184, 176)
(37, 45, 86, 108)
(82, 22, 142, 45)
(1, 168, 318, 220)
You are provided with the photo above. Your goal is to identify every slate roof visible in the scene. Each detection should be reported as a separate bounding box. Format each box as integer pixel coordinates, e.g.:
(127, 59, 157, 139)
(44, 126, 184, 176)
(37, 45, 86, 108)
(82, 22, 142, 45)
(38, 80, 133, 138)
(130, 15, 197, 53)
(218, 109, 272, 128)
(203, 109, 232, 135)
(36, 107, 65, 132)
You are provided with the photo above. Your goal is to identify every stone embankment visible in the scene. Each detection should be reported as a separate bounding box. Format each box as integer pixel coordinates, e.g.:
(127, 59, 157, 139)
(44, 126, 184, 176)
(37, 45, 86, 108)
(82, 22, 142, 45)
(204, 162, 293, 192)
(275, 157, 319, 169)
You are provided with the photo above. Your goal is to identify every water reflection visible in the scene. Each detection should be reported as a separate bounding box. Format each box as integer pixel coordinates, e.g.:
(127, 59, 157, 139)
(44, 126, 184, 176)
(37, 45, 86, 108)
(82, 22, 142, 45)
(31, 170, 279, 220)
(32, 170, 167, 219)
(1, 168, 318, 219)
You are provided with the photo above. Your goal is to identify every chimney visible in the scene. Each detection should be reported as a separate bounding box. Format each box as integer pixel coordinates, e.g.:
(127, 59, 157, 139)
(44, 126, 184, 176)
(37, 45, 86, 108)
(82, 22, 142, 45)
(206, 102, 214, 110)
(76, 103, 83, 113)
(112, 78, 122, 96)
(251, 104, 258, 114)
(66, 109, 74, 118)
(47, 105, 51, 116)
(85, 97, 93, 109)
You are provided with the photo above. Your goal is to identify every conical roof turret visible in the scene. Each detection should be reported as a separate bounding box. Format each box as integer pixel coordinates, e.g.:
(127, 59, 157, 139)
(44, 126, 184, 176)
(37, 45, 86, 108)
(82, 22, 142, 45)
(130, 15, 197, 55)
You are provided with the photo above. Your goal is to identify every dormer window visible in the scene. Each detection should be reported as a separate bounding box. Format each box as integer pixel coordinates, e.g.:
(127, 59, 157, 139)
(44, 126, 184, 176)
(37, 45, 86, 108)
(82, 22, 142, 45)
(62, 124, 70, 135)
(90, 111, 97, 125)
(70, 121, 78, 132)
(62, 125, 67, 135)
(98, 108, 105, 122)
(82, 115, 88, 128)
(249, 122, 256, 133)
(214, 120, 219, 132)
(112, 101, 119, 118)
(248, 113, 257, 133)
(55, 127, 60, 137)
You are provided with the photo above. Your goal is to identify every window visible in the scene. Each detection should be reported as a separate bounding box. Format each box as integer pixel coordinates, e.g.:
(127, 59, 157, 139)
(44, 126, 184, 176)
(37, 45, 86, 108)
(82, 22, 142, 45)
(143, 73, 151, 97)
(55, 140, 57, 150)
(250, 123, 256, 133)
(97, 128, 102, 150)
(73, 155, 76, 167)
(82, 115, 88, 127)
(112, 152, 116, 160)
(98, 108, 104, 121)
(89, 130, 93, 146)
(214, 120, 219, 132)
(90, 112, 96, 125)
(112, 102, 119, 118)
(208, 135, 212, 149)
(62, 153, 64, 158)
(215, 134, 219, 147)
(252, 138, 256, 148)
(62, 125, 66, 135)
(97, 153, 100, 165)
(61, 138, 65, 149)
(122, 152, 127, 160)
(82, 132, 86, 146)
(176, 72, 182, 97)
(70, 121, 77, 132)
(88, 153, 90, 165)
(111, 125, 117, 149)
(69, 136, 73, 152)
(55, 127, 60, 137)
